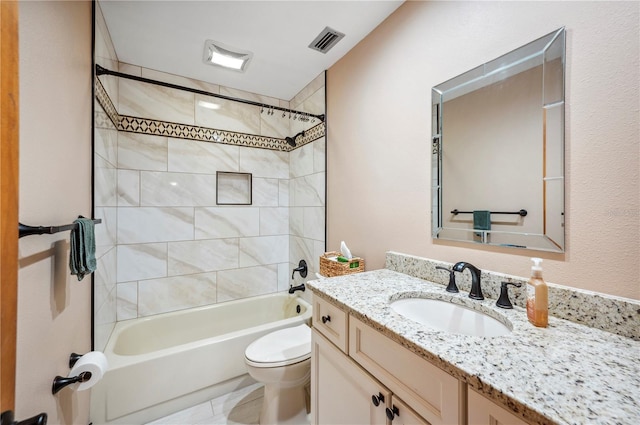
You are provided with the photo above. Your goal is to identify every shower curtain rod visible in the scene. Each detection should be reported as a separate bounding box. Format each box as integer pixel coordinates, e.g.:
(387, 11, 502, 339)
(95, 65, 325, 122)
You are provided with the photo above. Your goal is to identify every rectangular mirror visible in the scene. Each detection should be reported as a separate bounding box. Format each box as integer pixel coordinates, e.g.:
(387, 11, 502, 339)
(432, 28, 565, 252)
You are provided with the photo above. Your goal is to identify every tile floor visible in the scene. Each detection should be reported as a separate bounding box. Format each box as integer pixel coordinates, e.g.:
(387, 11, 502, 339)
(146, 383, 264, 425)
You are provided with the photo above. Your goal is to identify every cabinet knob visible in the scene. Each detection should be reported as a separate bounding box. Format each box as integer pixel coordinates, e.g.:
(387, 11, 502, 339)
(321, 315, 331, 324)
(385, 405, 399, 421)
(371, 392, 385, 407)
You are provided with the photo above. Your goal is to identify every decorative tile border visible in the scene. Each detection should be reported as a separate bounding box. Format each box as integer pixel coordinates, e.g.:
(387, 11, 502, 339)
(95, 76, 325, 152)
(385, 251, 640, 340)
(95, 77, 120, 127)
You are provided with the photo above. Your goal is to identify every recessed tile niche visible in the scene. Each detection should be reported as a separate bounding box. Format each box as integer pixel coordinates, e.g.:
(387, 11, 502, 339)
(216, 171, 252, 205)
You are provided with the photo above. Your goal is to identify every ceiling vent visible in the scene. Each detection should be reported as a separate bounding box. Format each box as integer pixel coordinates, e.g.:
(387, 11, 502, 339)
(308, 27, 345, 54)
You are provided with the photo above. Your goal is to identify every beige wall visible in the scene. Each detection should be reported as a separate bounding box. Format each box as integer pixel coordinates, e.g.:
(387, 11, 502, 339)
(327, 1, 639, 300)
(17, 1, 92, 422)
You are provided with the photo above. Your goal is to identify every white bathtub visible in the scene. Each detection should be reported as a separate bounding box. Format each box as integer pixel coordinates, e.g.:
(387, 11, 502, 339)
(90, 293, 312, 424)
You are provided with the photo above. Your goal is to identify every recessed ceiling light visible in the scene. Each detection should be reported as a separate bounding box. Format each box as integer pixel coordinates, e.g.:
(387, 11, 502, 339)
(203, 40, 253, 72)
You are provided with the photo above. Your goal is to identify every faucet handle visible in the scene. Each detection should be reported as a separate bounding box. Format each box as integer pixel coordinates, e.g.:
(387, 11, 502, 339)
(496, 281, 522, 309)
(436, 266, 459, 293)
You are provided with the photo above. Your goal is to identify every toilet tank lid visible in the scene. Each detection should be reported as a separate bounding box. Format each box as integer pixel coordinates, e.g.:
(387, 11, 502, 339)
(245, 324, 311, 364)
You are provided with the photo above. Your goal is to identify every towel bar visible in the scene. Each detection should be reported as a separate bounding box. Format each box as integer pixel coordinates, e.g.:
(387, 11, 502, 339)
(451, 209, 527, 217)
(18, 217, 102, 238)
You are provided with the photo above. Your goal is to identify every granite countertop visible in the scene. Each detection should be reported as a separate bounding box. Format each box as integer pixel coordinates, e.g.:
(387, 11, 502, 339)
(307, 269, 640, 425)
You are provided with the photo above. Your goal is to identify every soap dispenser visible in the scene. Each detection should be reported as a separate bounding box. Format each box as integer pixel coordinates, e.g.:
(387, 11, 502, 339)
(526, 258, 548, 327)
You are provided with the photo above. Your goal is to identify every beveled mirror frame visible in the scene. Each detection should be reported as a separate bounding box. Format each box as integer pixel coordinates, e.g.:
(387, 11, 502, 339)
(432, 28, 565, 252)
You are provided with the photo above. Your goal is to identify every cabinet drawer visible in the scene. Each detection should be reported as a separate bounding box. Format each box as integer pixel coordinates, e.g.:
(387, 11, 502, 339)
(313, 295, 348, 353)
(349, 315, 462, 425)
(468, 388, 528, 425)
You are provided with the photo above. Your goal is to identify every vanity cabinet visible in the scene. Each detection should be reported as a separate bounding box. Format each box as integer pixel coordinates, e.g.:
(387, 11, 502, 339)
(468, 388, 528, 425)
(312, 329, 429, 425)
(312, 295, 457, 425)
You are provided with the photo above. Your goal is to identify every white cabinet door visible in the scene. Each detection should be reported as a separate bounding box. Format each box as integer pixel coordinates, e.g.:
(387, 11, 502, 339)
(312, 329, 390, 425)
(468, 388, 528, 425)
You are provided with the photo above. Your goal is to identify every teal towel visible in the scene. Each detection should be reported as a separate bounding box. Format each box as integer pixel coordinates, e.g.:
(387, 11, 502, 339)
(69, 217, 96, 281)
(473, 210, 491, 231)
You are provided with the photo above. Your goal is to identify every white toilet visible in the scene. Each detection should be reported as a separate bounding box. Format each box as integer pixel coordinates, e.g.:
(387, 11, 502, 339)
(244, 323, 312, 425)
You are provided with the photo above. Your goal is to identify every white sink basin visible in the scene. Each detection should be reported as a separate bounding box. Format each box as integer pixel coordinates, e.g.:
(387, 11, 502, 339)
(390, 298, 512, 337)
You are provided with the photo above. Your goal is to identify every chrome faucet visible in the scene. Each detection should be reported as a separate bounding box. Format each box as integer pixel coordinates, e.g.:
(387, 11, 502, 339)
(452, 262, 484, 300)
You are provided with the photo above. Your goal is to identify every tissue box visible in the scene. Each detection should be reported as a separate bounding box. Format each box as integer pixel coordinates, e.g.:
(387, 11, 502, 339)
(319, 251, 365, 277)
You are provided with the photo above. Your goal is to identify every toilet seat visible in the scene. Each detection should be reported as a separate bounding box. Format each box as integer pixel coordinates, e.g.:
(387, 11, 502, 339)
(245, 324, 311, 368)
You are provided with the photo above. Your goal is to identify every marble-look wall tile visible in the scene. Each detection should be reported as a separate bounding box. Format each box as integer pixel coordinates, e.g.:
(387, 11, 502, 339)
(290, 173, 325, 207)
(140, 171, 217, 207)
(95, 155, 117, 207)
(217, 265, 278, 302)
(313, 137, 326, 173)
(239, 235, 289, 267)
(277, 263, 290, 292)
(220, 86, 280, 108)
(290, 236, 314, 272)
(117, 243, 167, 283)
(291, 72, 325, 110)
(94, 247, 117, 307)
(95, 3, 117, 60)
(120, 79, 194, 124)
(118, 132, 168, 171)
(240, 148, 288, 178)
(138, 272, 217, 317)
(168, 138, 239, 174)
(95, 126, 117, 167)
(290, 143, 314, 178)
(117, 169, 140, 207)
(297, 86, 326, 116)
(260, 110, 291, 139)
(94, 206, 116, 258)
(195, 95, 261, 135)
(119, 63, 141, 76)
(168, 239, 239, 275)
(93, 287, 116, 352)
(290, 207, 304, 237)
(252, 178, 279, 207)
(141, 67, 220, 94)
(195, 207, 259, 239)
(260, 207, 289, 236)
(279, 179, 289, 207)
(118, 207, 194, 244)
(117, 282, 138, 320)
(304, 207, 325, 241)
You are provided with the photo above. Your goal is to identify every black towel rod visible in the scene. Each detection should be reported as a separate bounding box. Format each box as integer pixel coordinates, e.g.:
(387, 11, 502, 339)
(451, 209, 528, 217)
(18, 218, 102, 238)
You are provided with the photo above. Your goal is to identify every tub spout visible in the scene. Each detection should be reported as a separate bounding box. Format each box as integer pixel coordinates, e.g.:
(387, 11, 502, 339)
(288, 283, 306, 294)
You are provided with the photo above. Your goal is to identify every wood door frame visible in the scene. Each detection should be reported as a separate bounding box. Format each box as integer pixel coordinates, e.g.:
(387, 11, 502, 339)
(1, 0, 19, 411)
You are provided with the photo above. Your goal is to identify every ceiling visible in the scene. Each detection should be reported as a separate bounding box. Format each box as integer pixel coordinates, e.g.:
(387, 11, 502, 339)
(99, 0, 404, 100)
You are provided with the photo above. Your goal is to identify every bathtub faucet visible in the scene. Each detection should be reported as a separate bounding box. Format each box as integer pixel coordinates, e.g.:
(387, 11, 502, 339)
(291, 260, 308, 279)
(288, 283, 306, 294)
